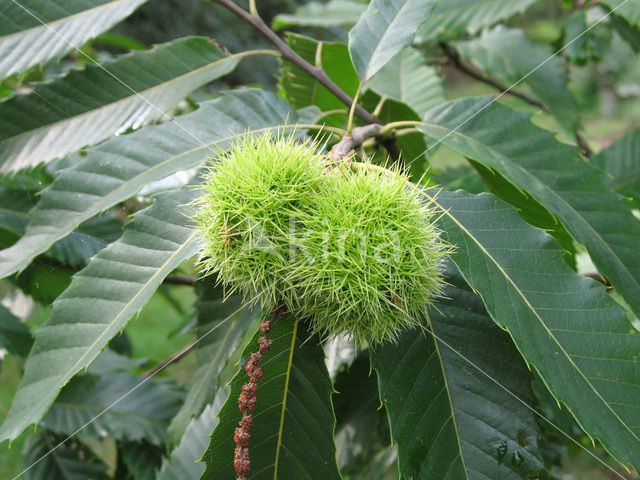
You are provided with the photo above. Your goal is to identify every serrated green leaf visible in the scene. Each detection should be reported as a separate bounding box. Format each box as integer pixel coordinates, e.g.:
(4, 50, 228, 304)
(0, 89, 297, 279)
(468, 160, 577, 264)
(0, 36, 245, 172)
(371, 263, 546, 480)
(415, 0, 536, 43)
(272, 0, 366, 30)
(201, 315, 341, 480)
(366, 47, 445, 118)
(419, 96, 640, 319)
(0, 0, 148, 78)
(348, 0, 437, 82)
(42, 372, 183, 445)
(0, 188, 201, 443)
(21, 431, 109, 480)
(158, 389, 228, 480)
(0, 304, 32, 358)
(280, 33, 358, 113)
(0, 182, 123, 267)
(421, 188, 640, 470)
(593, 130, 640, 201)
(453, 25, 577, 130)
(167, 283, 260, 444)
(601, 0, 640, 28)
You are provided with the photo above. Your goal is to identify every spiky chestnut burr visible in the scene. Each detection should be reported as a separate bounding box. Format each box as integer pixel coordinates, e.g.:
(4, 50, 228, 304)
(193, 133, 448, 348)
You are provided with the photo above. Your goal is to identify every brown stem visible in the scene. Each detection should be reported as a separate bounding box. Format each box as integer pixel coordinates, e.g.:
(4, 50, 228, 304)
(440, 42, 546, 109)
(327, 124, 400, 165)
(439, 41, 593, 157)
(209, 0, 377, 125)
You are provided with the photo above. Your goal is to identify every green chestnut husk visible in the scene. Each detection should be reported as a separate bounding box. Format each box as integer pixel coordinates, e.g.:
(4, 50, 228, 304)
(193, 133, 448, 347)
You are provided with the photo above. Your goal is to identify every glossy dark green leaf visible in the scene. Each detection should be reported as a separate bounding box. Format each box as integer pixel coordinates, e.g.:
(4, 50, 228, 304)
(372, 263, 546, 479)
(0, 0, 148, 78)
(42, 372, 183, 445)
(348, 0, 437, 82)
(0, 36, 244, 172)
(167, 282, 260, 444)
(0, 89, 297, 279)
(201, 315, 340, 480)
(21, 431, 109, 480)
(421, 188, 640, 471)
(0, 188, 201, 443)
(419, 96, 640, 320)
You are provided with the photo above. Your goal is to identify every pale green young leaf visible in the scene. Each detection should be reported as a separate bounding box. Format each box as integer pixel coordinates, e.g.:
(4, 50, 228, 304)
(0, 89, 297, 280)
(0, 188, 201, 443)
(366, 46, 445, 118)
(348, 0, 436, 82)
(0, 37, 244, 172)
(280, 33, 358, 112)
(272, 0, 366, 30)
(0, 0, 148, 78)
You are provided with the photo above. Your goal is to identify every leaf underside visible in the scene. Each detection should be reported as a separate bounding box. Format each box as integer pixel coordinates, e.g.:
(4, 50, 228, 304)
(0, 89, 297, 279)
(0, 36, 242, 172)
(0, 0, 148, 78)
(0, 188, 201, 443)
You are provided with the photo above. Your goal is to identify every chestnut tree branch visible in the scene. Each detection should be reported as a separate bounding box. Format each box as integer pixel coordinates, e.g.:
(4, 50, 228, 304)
(209, 0, 378, 125)
(439, 41, 593, 157)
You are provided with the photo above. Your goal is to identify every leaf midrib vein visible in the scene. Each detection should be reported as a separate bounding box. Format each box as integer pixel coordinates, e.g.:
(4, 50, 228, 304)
(423, 190, 640, 442)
